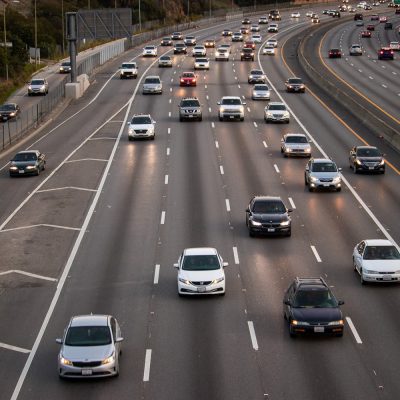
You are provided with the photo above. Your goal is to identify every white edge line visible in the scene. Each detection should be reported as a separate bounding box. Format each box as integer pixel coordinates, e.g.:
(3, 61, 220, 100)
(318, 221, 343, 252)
(154, 264, 160, 284)
(0, 270, 57, 282)
(233, 246, 239, 264)
(143, 349, 152, 382)
(310, 245, 322, 263)
(37, 186, 96, 193)
(346, 317, 362, 344)
(247, 321, 259, 351)
(0, 224, 80, 233)
(0, 342, 31, 354)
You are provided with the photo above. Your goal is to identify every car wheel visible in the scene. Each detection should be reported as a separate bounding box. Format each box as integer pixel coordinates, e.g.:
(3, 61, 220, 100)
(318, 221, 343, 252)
(336, 187, 342, 192)
(286, 120, 289, 124)
(36, 168, 40, 176)
(336, 333, 344, 337)
(219, 115, 223, 122)
(179, 117, 183, 122)
(249, 229, 255, 237)
(304, 175, 308, 185)
(289, 322, 296, 338)
(199, 116, 203, 122)
(240, 117, 244, 121)
(265, 118, 269, 123)
(151, 135, 155, 140)
(360, 270, 366, 285)
(308, 186, 314, 192)
(353, 164, 358, 174)
(286, 230, 291, 237)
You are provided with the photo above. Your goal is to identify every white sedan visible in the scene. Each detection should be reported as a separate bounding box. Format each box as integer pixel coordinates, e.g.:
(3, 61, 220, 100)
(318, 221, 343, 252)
(262, 44, 275, 55)
(142, 45, 157, 57)
(194, 57, 210, 70)
(353, 239, 400, 284)
(291, 12, 301, 18)
(251, 34, 262, 43)
(174, 248, 228, 296)
(192, 45, 206, 57)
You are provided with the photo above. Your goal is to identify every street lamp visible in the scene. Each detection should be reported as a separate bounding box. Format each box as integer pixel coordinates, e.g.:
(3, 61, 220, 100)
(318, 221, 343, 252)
(34, 0, 37, 66)
(2, 0, 20, 80)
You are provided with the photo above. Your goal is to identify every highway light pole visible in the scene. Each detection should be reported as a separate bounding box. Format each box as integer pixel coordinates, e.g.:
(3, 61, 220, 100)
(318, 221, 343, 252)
(34, 0, 37, 66)
(2, 0, 19, 80)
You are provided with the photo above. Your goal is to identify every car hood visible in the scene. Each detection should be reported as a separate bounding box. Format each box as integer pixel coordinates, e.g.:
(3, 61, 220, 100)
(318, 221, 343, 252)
(11, 160, 37, 167)
(143, 83, 161, 88)
(292, 307, 342, 323)
(130, 123, 153, 130)
(252, 213, 287, 222)
(285, 143, 310, 149)
(357, 157, 382, 162)
(362, 260, 400, 271)
(179, 269, 224, 282)
(310, 171, 340, 179)
(61, 344, 114, 361)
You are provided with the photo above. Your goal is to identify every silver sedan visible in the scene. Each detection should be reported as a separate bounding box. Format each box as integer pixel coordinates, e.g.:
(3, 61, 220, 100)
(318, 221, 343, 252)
(252, 84, 271, 100)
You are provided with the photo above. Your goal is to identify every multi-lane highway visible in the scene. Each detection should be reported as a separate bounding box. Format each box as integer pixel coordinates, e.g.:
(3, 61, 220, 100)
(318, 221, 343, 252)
(0, 4, 399, 400)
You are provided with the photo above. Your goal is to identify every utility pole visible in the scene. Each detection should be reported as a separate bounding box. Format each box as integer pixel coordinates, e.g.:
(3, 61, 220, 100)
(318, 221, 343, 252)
(34, 0, 38, 66)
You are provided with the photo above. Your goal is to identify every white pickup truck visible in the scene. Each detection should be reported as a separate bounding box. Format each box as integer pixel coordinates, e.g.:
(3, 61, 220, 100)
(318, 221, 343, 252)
(119, 62, 138, 79)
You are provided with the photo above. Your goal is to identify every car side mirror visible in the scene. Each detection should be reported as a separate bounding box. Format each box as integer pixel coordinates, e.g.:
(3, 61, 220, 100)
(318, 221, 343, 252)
(280, 138, 284, 142)
(284, 300, 291, 305)
(245, 207, 250, 212)
(242, 102, 246, 105)
(217, 101, 221, 105)
(338, 300, 344, 305)
(223, 262, 229, 267)
(287, 208, 293, 213)
(338, 167, 342, 172)
(173, 263, 179, 269)
(56, 338, 63, 344)
(115, 337, 124, 343)
(305, 166, 309, 171)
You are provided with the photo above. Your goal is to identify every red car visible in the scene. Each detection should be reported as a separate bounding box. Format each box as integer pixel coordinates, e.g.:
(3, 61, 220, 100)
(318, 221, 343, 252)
(180, 72, 197, 86)
(328, 48, 342, 58)
(361, 30, 371, 37)
(366, 24, 375, 30)
(244, 41, 256, 49)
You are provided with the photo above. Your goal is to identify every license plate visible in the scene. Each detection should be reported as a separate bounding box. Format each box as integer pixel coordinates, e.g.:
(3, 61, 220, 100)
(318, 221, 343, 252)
(188, 115, 193, 118)
(382, 275, 392, 280)
(323, 183, 330, 187)
(267, 228, 275, 232)
(197, 286, 206, 293)
(230, 116, 234, 119)
(19, 170, 24, 174)
(314, 327, 324, 333)
(369, 167, 374, 170)
(82, 369, 92, 376)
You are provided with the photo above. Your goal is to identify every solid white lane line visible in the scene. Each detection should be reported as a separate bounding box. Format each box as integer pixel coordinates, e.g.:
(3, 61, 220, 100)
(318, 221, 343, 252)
(166, 147, 170, 156)
(274, 164, 280, 173)
(211, 122, 215, 128)
(253, 121, 258, 128)
(220, 165, 224, 175)
(247, 321, 259, 351)
(346, 317, 362, 344)
(143, 349, 152, 381)
(160, 211, 166, 225)
(310, 245, 322, 262)
(0, 270, 57, 282)
(0, 342, 30, 354)
(288, 197, 296, 209)
(215, 140, 219, 148)
(263, 141, 268, 148)
(209, 107, 212, 113)
(154, 265, 160, 284)
(164, 175, 168, 185)
(225, 199, 231, 212)
(167, 127, 171, 135)
(233, 247, 239, 264)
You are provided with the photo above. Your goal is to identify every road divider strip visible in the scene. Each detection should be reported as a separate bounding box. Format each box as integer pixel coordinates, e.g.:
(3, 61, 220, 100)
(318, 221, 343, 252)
(233, 247, 239, 264)
(0, 342, 30, 354)
(154, 265, 160, 284)
(346, 317, 362, 344)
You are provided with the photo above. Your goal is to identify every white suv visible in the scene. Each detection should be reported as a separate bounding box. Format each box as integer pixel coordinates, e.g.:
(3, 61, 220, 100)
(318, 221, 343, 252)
(128, 114, 156, 140)
(217, 96, 246, 121)
(304, 158, 342, 192)
(142, 45, 157, 57)
(119, 62, 138, 79)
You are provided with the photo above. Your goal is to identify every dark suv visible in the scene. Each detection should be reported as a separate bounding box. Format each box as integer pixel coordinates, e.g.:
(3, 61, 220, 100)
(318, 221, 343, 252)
(269, 10, 281, 20)
(283, 277, 344, 337)
(245, 196, 292, 237)
(174, 43, 187, 54)
(241, 48, 255, 61)
(378, 47, 394, 60)
(179, 97, 202, 121)
(349, 145, 385, 173)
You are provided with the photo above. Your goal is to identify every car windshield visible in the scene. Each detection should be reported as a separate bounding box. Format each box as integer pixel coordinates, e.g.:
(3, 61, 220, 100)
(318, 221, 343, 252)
(222, 98, 241, 105)
(196, 58, 207, 62)
(145, 78, 160, 84)
(65, 326, 112, 346)
(162, 37, 170, 40)
(251, 71, 263, 75)
(286, 136, 308, 143)
(186, 36, 194, 39)
(182, 255, 220, 271)
(131, 116, 152, 124)
(363, 246, 400, 260)
(293, 289, 338, 308)
(160, 56, 170, 60)
(61, 62, 70, 66)
(181, 100, 200, 107)
(175, 44, 185, 47)
(269, 104, 286, 111)
(30, 80, 45, 85)
(312, 162, 337, 172)
(13, 153, 37, 161)
(356, 148, 380, 157)
(122, 63, 135, 68)
(255, 85, 269, 91)
(243, 49, 253, 53)
(289, 79, 302, 84)
(0, 104, 16, 111)
(182, 73, 194, 77)
(145, 46, 155, 50)
(194, 46, 203, 49)
(253, 200, 286, 214)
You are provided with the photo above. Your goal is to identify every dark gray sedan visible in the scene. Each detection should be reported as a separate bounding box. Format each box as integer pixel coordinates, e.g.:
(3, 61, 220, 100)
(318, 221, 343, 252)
(9, 150, 46, 177)
(0, 103, 20, 122)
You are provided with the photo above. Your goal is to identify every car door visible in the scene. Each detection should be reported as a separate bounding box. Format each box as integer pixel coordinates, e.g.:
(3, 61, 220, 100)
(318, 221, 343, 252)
(354, 241, 365, 272)
(305, 160, 312, 182)
(283, 283, 295, 319)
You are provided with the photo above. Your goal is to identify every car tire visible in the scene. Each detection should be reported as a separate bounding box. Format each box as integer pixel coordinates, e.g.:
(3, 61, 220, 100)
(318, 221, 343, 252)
(249, 230, 255, 237)
(360, 270, 366, 285)
(36, 168, 40, 176)
(308, 186, 314, 192)
(289, 323, 296, 338)
(336, 333, 344, 337)
(240, 117, 244, 121)
(265, 118, 269, 123)
(337, 187, 342, 192)
(286, 120, 289, 124)
(151, 135, 155, 140)
(199, 116, 203, 122)
(353, 164, 358, 174)
(286, 230, 291, 237)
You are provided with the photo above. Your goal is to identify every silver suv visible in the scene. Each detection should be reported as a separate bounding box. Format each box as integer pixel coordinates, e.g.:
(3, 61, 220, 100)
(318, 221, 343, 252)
(142, 75, 162, 94)
(305, 158, 342, 192)
(28, 78, 49, 96)
(128, 114, 156, 140)
(179, 98, 202, 122)
(217, 96, 246, 121)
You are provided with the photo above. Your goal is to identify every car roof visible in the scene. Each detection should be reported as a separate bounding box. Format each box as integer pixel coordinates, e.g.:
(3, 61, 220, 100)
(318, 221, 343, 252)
(132, 113, 151, 117)
(252, 195, 283, 202)
(294, 277, 328, 289)
(364, 239, 394, 246)
(355, 145, 377, 149)
(311, 158, 335, 163)
(268, 101, 285, 106)
(70, 314, 110, 327)
(284, 133, 306, 137)
(183, 247, 218, 256)
(145, 75, 160, 79)
(221, 96, 241, 100)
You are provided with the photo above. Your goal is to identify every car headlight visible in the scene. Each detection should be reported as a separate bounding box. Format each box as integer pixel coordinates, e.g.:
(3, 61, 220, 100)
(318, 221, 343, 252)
(379, 160, 385, 166)
(250, 219, 262, 226)
(211, 277, 224, 284)
(280, 220, 290, 226)
(26, 165, 35, 170)
(266, 111, 273, 117)
(128, 128, 133, 134)
(333, 176, 341, 183)
(9, 166, 18, 170)
(178, 277, 191, 285)
(305, 147, 311, 152)
(28, 86, 32, 90)
(286, 148, 292, 152)
(102, 353, 115, 365)
(60, 356, 73, 366)
(310, 176, 318, 182)
(364, 269, 379, 274)
(291, 320, 309, 326)
(328, 320, 344, 326)
(40, 85, 45, 90)
(283, 112, 290, 118)
(9, 112, 15, 116)
(356, 159, 362, 165)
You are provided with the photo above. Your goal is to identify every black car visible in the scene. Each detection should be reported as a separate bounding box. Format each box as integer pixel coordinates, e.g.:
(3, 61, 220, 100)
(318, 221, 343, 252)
(332, 10, 341, 17)
(349, 145, 385, 173)
(283, 277, 344, 337)
(59, 61, 71, 73)
(160, 37, 172, 46)
(174, 43, 187, 54)
(240, 48, 255, 61)
(354, 13, 363, 20)
(378, 47, 394, 60)
(242, 17, 251, 24)
(0, 103, 20, 122)
(9, 150, 46, 177)
(269, 10, 281, 20)
(245, 196, 292, 237)
(384, 22, 393, 29)
(285, 77, 305, 93)
(329, 48, 342, 58)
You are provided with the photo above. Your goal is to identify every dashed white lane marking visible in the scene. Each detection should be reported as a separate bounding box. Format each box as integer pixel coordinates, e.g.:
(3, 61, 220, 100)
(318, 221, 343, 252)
(0, 342, 30, 354)
(206, 95, 209, 100)
(209, 107, 212, 113)
(368, 76, 373, 80)
(242, 95, 245, 99)
(170, 78, 173, 82)
(382, 84, 387, 88)
(166, 147, 170, 156)
(205, 84, 208, 89)
(169, 99, 172, 104)
(392, 71, 397, 75)
(247, 107, 251, 113)
(346, 317, 363, 344)
(160, 211, 166, 225)
(220, 165, 224, 175)
(170, 88, 173, 92)
(253, 121, 258, 128)
(167, 127, 171, 135)
(238, 84, 241, 88)
(164, 175, 168, 185)
(274, 164, 280, 173)
(350, 63, 354, 66)
(233, 69, 236, 72)
(288, 197, 296, 209)
(235, 76, 238, 80)
(381, 65, 386, 69)
(215, 140, 219, 148)
(143, 349, 152, 382)
(211, 122, 215, 128)
(154, 265, 160, 284)
(173, 70, 176, 74)
(263, 141, 268, 148)
(310, 245, 322, 262)
(0, 270, 57, 282)
(233, 247, 239, 264)
(168, 111, 171, 117)
(225, 199, 231, 212)
(358, 69, 362, 73)
(248, 321, 259, 351)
